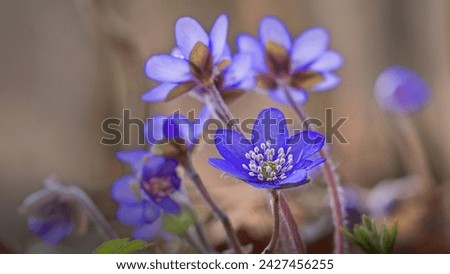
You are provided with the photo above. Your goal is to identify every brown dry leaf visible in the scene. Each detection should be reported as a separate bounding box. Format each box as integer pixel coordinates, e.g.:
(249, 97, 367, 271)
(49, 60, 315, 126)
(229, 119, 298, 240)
(165, 81, 197, 102)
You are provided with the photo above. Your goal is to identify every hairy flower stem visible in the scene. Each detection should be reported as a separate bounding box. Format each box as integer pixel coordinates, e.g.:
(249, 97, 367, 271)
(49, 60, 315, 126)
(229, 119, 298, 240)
(183, 156, 243, 254)
(263, 190, 280, 254)
(208, 84, 245, 135)
(391, 116, 439, 225)
(282, 85, 345, 254)
(193, 218, 216, 253)
(181, 232, 208, 253)
(206, 84, 304, 253)
(68, 185, 118, 240)
(279, 196, 306, 254)
(392, 116, 434, 189)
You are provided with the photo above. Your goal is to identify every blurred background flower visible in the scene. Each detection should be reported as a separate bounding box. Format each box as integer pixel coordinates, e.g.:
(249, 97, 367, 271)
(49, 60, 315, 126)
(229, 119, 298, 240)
(374, 65, 431, 114)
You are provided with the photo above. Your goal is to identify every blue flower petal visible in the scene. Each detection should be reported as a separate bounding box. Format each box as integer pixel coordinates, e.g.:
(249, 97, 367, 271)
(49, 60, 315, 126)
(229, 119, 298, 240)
(157, 197, 181, 214)
(373, 65, 431, 113)
(259, 16, 292, 51)
(116, 204, 146, 226)
(292, 27, 329, 70)
(277, 169, 308, 186)
(117, 201, 160, 226)
(311, 73, 340, 92)
(143, 201, 161, 222)
(223, 53, 253, 87)
(192, 106, 211, 140)
(145, 55, 192, 82)
(111, 175, 141, 204)
(158, 159, 179, 176)
(208, 158, 252, 182)
(42, 220, 74, 245)
(221, 44, 232, 61)
(288, 130, 325, 163)
(214, 129, 252, 166)
(116, 150, 151, 173)
(292, 154, 326, 172)
(141, 83, 178, 102)
(304, 157, 326, 170)
(244, 181, 280, 189)
(27, 217, 51, 235)
(175, 17, 210, 58)
(309, 50, 344, 72)
(268, 86, 308, 106)
(142, 156, 166, 181)
(132, 218, 162, 241)
(210, 14, 228, 63)
(236, 34, 266, 72)
(156, 159, 179, 181)
(145, 115, 167, 146)
(236, 74, 256, 90)
(28, 217, 73, 245)
(251, 108, 289, 147)
(163, 114, 195, 147)
(171, 47, 185, 59)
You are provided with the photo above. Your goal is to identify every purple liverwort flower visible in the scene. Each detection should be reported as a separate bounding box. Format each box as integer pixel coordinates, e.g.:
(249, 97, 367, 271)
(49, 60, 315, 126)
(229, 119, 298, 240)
(237, 16, 344, 105)
(112, 152, 181, 240)
(208, 108, 326, 189)
(142, 14, 253, 103)
(144, 108, 210, 154)
(25, 199, 74, 245)
(373, 65, 431, 114)
(18, 177, 86, 245)
(115, 152, 181, 214)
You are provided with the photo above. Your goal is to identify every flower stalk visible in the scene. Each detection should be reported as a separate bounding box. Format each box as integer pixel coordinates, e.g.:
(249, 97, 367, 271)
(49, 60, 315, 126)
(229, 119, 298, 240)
(391, 116, 434, 189)
(183, 155, 243, 254)
(207, 84, 244, 135)
(278, 195, 306, 254)
(263, 190, 280, 254)
(193, 217, 216, 253)
(282, 85, 346, 254)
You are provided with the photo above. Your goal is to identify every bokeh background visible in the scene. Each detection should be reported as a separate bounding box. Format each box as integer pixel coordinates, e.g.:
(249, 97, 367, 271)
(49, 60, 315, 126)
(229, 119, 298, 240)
(1, 0, 450, 253)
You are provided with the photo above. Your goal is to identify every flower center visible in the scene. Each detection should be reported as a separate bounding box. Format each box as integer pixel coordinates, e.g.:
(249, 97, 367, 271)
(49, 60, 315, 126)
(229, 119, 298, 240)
(242, 140, 294, 182)
(141, 177, 175, 202)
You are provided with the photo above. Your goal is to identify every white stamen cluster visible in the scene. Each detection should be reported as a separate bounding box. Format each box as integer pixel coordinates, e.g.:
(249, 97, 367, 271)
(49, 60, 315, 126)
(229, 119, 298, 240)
(242, 140, 294, 182)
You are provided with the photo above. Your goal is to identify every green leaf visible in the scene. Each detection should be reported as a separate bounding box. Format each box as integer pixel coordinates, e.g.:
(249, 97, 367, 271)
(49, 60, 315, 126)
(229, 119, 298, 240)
(94, 238, 149, 254)
(341, 227, 355, 242)
(362, 215, 377, 235)
(162, 209, 196, 235)
(387, 222, 398, 254)
(354, 226, 380, 254)
(343, 215, 399, 254)
(380, 224, 391, 253)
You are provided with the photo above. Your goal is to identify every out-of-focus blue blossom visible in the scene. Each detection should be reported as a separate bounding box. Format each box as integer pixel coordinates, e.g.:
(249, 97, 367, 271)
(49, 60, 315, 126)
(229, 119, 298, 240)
(237, 16, 344, 105)
(142, 14, 253, 103)
(112, 152, 181, 240)
(144, 107, 210, 151)
(115, 152, 181, 214)
(341, 185, 363, 229)
(366, 176, 420, 217)
(374, 65, 431, 114)
(26, 198, 74, 245)
(208, 108, 326, 189)
(19, 177, 84, 245)
(114, 108, 211, 240)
